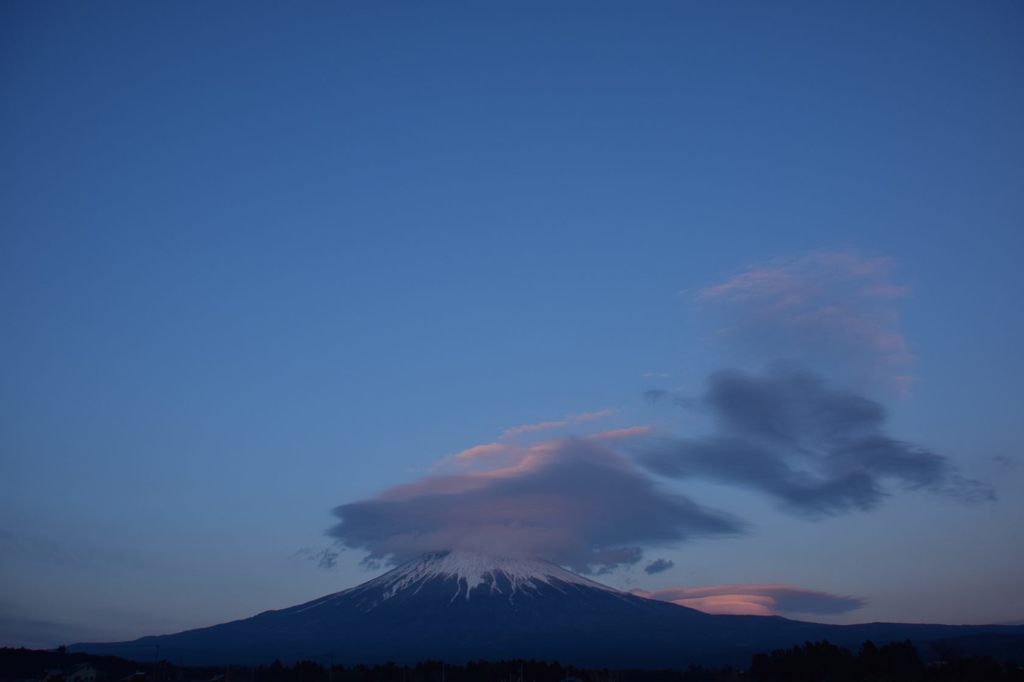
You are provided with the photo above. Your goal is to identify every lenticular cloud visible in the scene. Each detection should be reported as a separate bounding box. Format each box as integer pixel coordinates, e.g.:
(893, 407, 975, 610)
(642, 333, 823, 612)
(328, 437, 741, 574)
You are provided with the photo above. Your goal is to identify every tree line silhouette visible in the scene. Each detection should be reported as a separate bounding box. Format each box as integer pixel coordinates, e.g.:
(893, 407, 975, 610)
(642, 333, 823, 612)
(3, 640, 1022, 682)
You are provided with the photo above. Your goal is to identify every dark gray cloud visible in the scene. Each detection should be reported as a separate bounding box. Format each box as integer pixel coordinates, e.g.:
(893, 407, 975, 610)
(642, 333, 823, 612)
(639, 584, 866, 616)
(328, 438, 742, 574)
(295, 547, 340, 570)
(639, 368, 994, 516)
(643, 558, 675, 575)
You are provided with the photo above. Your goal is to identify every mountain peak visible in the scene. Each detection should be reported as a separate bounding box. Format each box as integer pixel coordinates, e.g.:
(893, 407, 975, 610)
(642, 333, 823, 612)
(345, 550, 621, 604)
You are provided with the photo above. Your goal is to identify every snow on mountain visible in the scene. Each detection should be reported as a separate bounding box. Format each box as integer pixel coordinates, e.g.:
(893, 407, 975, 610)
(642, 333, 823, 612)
(292, 551, 623, 615)
(349, 551, 620, 602)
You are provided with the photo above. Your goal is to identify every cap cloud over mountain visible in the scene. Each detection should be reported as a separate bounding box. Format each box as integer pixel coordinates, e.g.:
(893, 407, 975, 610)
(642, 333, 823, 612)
(329, 438, 741, 574)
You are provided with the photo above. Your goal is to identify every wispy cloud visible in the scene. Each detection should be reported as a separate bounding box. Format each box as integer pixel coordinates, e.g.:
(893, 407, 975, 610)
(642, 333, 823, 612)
(639, 367, 994, 516)
(699, 250, 912, 391)
(500, 409, 617, 440)
(588, 426, 654, 442)
(329, 437, 741, 574)
(449, 442, 517, 463)
(441, 412, 634, 470)
(635, 584, 865, 616)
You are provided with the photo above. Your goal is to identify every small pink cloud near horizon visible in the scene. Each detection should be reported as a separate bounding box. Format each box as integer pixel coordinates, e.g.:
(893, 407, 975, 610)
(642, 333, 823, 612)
(635, 583, 865, 617)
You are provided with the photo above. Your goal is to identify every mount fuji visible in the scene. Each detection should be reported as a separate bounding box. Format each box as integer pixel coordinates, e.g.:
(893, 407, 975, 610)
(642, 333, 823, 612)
(71, 551, 1024, 667)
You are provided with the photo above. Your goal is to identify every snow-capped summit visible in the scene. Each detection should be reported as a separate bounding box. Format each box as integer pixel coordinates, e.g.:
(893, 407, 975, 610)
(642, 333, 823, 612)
(349, 551, 621, 602)
(294, 550, 625, 614)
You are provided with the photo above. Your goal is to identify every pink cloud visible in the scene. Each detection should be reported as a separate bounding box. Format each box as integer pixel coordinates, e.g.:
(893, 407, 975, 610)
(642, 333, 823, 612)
(438, 411, 643, 474)
(586, 426, 654, 442)
(501, 419, 570, 439)
(698, 250, 913, 390)
(700, 267, 797, 302)
(500, 409, 616, 440)
(636, 584, 865, 617)
(451, 442, 516, 462)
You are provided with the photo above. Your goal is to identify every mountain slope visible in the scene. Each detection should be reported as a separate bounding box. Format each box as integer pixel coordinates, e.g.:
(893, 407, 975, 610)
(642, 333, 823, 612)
(71, 552, 1024, 667)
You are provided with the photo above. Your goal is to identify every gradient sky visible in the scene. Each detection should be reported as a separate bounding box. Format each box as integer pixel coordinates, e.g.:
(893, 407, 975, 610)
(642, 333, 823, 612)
(2, 1, 1023, 649)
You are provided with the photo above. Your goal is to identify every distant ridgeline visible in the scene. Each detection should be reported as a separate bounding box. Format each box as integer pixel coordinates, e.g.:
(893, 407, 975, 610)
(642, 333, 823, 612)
(69, 552, 1024, 669)
(5, 640, 1024, 682)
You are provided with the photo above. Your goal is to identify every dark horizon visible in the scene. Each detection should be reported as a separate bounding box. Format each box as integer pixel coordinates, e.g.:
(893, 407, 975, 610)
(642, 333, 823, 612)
(7, 638, 1024, 682)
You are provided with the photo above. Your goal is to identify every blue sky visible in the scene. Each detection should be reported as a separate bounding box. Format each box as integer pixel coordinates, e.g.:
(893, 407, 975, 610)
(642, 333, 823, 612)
(2, 1, 1023, 647)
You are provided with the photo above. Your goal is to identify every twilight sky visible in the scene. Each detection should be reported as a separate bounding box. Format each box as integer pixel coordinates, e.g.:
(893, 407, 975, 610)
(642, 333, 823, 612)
(2, 1, 1023, 648)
